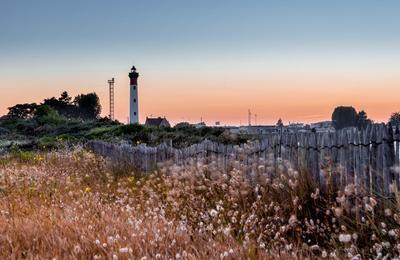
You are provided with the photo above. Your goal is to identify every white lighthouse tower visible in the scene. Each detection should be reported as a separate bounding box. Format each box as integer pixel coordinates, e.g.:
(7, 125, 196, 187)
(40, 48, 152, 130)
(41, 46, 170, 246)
(129, 66, 139, 124)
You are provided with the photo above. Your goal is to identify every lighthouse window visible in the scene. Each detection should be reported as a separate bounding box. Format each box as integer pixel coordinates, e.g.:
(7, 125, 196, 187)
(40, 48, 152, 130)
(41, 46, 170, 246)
(133, 86, 136, 90)
(134, 112, 137, 115)
(134, 98, 136, 102)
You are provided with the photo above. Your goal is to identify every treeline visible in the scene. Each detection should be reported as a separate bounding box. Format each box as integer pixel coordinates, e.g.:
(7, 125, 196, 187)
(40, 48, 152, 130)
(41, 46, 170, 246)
(331, 106, 400, 130)
(5, 91, 102, 123)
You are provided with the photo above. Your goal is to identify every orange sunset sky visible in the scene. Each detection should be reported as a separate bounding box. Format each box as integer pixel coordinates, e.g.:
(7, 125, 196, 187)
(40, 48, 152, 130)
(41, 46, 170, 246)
(1, 1, 400, 126)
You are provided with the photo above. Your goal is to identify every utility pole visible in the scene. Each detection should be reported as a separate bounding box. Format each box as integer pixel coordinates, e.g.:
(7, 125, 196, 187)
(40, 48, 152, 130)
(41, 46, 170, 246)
(255, 113, 257, 125)
(108, 78, 115, 121)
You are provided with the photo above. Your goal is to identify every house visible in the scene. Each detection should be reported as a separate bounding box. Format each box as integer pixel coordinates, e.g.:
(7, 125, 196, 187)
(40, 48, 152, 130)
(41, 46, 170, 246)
(310, 121, 334, 132)
(144, 117, 171, 127)
(193, 122, 206, 129)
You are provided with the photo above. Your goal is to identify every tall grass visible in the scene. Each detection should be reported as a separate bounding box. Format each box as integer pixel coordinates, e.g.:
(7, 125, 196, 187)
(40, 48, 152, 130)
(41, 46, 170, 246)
(0, 149, 399, 259)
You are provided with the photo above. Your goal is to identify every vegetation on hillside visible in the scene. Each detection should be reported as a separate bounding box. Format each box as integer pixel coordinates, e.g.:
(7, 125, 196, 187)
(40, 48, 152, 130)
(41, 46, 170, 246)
(0, 92, 250, 150)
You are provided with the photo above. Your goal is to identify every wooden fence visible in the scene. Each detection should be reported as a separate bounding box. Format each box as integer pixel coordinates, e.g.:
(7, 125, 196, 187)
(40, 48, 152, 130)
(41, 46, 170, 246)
(86, 124, 400, 197)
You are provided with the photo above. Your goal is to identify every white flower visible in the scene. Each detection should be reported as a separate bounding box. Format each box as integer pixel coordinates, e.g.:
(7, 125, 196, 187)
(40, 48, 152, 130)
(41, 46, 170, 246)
(73, 245, 81, 254)
(210, 209, 218, 217)
(288, 214, 297, 226)
(338, 234, 351, 243)
(369, 197, 377, 207)
(107, 236, 115, 244)
(384, 208, 392, 216)
(119, 247, 129, 253)
(334, 207, 343, 217)
(365, 204, 374, 212)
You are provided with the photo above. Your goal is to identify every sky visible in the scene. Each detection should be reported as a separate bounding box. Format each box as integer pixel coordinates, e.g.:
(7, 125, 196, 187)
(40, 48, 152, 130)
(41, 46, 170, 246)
(1, 0, 400, 125)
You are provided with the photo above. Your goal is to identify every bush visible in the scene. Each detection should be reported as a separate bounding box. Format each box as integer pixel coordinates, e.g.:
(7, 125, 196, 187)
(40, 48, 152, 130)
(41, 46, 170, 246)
(34, 105, 65, 126)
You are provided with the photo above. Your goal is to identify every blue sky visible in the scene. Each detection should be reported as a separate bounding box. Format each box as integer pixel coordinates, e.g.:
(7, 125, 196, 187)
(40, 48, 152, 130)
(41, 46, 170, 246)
(1, 0, 400, 124)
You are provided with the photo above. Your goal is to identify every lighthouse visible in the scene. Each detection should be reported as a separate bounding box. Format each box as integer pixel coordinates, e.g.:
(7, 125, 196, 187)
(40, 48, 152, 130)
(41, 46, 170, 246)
(129, 66, 139, 124)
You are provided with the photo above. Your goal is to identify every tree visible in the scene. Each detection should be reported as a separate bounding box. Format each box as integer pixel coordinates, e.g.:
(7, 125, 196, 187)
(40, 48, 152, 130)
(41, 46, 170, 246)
(34, 105, 64, 125)
(356, 110, 372, 129)
(7, 103, 38, 119)
(43, 92, 77, 118)
(74, 93, 101, 119)
(332, 106, 358, 129)
(58, 91, 72, 105)
(276, 118, 283, 127)
(389, 112, 400, 126)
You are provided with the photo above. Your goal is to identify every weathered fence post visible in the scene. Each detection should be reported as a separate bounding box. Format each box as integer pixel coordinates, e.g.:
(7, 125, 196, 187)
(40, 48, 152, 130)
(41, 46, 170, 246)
(383, 124, 395, 196)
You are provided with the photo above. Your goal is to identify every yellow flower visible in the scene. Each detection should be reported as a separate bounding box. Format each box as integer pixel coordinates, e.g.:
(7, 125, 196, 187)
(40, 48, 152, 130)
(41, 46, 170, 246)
(84, 187, 92, 193)
(127, 176, 135, 183)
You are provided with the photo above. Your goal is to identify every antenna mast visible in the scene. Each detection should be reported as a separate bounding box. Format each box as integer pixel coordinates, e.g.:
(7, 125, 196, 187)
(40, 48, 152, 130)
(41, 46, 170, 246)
(108, 78, 115, 120)
(248, 109, 251, 126)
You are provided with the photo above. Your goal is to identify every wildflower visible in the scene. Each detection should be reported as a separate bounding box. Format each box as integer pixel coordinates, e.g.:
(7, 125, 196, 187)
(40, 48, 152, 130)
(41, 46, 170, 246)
(95, 239, 100, 245)
(384, 208, 392, 216)
(73, 245, 81, 254)
(311, 188, 320, 199)
(334, 207, 343, 217)
(344, 185, 354, 196)
(84, 187, 92, 193)
(388, 229, 397, 237)
(369, 197, 377, 207)
(119, 247, 129, 253)
(288, 214, 297, 226)
(338, 234, 351, 243)
(107, 236, 115, 244)
(365, 204, 374, 212)
(321, 250, 328, 258)
(382, 241, 391, 248)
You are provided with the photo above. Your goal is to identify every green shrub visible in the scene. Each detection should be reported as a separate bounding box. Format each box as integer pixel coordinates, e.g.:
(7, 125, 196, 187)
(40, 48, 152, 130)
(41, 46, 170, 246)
(34, 105, 65, 126)
(38, 136, 58, 149)
(85, 126, 118, 139)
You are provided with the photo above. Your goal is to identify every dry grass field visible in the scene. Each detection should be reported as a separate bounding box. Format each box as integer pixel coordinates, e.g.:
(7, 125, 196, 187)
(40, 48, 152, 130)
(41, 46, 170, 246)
(0, 149, 399, 259)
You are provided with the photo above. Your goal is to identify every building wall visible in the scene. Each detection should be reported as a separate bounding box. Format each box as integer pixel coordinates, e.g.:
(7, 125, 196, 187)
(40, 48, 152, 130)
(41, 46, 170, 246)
(130, 84, 139, 124)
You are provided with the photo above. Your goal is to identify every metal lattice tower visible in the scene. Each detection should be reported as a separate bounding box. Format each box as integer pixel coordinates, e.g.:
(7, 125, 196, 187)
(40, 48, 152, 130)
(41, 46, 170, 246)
(108, 78, 115, 120)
